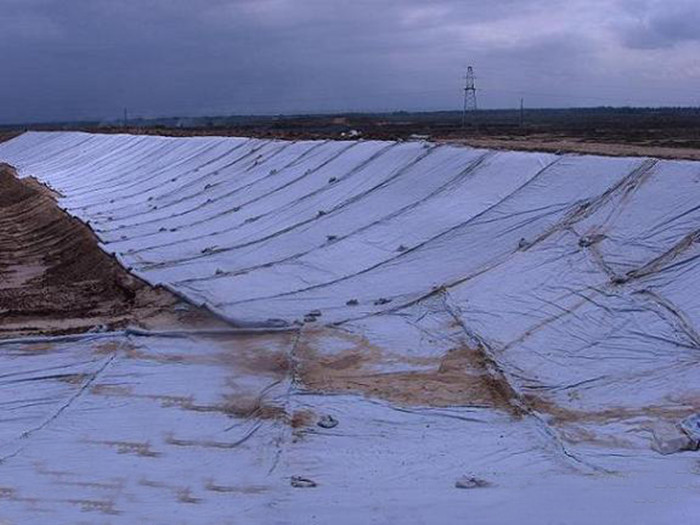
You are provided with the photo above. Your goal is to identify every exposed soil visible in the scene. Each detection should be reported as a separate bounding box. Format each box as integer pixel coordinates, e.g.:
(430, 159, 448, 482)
(525, 393, 700, 426)
(295, 328, 519, 413)
(443, 137, 700, 161)
(0, 164, 219, 337)
(89, 334, 296, 424)
(84, 326, 521, 426)
(0, 132, 20, 145)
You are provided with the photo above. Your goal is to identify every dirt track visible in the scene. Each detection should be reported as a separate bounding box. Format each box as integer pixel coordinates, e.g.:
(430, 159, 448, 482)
(0, 164, 219, 337)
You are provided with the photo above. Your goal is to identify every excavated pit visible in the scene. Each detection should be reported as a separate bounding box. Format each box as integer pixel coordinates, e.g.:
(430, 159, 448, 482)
(0, 164, 512, 421)
(3, 132, 700, 522)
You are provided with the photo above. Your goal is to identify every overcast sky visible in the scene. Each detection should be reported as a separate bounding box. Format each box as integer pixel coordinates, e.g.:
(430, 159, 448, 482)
(1, 0, 699, 123)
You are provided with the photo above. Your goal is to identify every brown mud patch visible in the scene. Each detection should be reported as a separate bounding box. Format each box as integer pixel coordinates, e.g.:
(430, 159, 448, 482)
(15, 342, 55, 355)
(192, 394, 287, 421)
(0, 164, 221, 337)
(115, 331, 296, 373)
(523, 393, 700, 448)
(92, 340, 131, 355)
(89, 336, 292, 423)
(91, 384, 290, 424)
(85, 439, 160, 458)
(295, 328, 519, 413)
(290, 409, 316, 428)
(526, 394, 700, 426)
(556, 425, 639, 449)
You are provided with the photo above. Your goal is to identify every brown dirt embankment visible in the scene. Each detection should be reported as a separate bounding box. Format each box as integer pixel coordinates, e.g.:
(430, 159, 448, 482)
(0, 164, 218, 337)
(0, 132, 20, 145)
(444, 136, 700, 161)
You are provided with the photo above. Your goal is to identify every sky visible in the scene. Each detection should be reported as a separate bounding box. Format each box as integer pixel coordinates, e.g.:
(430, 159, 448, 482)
(0, 0, 699, 123)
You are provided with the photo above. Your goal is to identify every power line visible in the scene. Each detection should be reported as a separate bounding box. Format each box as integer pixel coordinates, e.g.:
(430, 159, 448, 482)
(462, 66, 477, 127)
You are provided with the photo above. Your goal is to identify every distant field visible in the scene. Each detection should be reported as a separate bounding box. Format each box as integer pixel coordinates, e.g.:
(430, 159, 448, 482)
(4, 107, 699, 159)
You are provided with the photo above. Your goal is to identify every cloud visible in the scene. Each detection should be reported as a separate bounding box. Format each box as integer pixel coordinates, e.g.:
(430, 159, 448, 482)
(0, 0, 697, 123)
(618, 0, 700, 49)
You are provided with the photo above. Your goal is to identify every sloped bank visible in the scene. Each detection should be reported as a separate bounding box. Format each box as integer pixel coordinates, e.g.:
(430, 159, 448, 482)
(0, 164, 222, 337)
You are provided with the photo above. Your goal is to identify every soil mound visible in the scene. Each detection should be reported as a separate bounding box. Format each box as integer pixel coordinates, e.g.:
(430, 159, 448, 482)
(0, 164, 214, 337)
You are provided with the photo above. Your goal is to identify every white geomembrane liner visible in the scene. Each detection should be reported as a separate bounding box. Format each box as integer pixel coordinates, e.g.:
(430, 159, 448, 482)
(1, 131, 700, 524)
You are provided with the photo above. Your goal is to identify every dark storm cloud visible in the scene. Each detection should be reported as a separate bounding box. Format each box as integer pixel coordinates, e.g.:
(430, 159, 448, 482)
(619, 0, 700, 49)
(0, 0, 698, 123)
